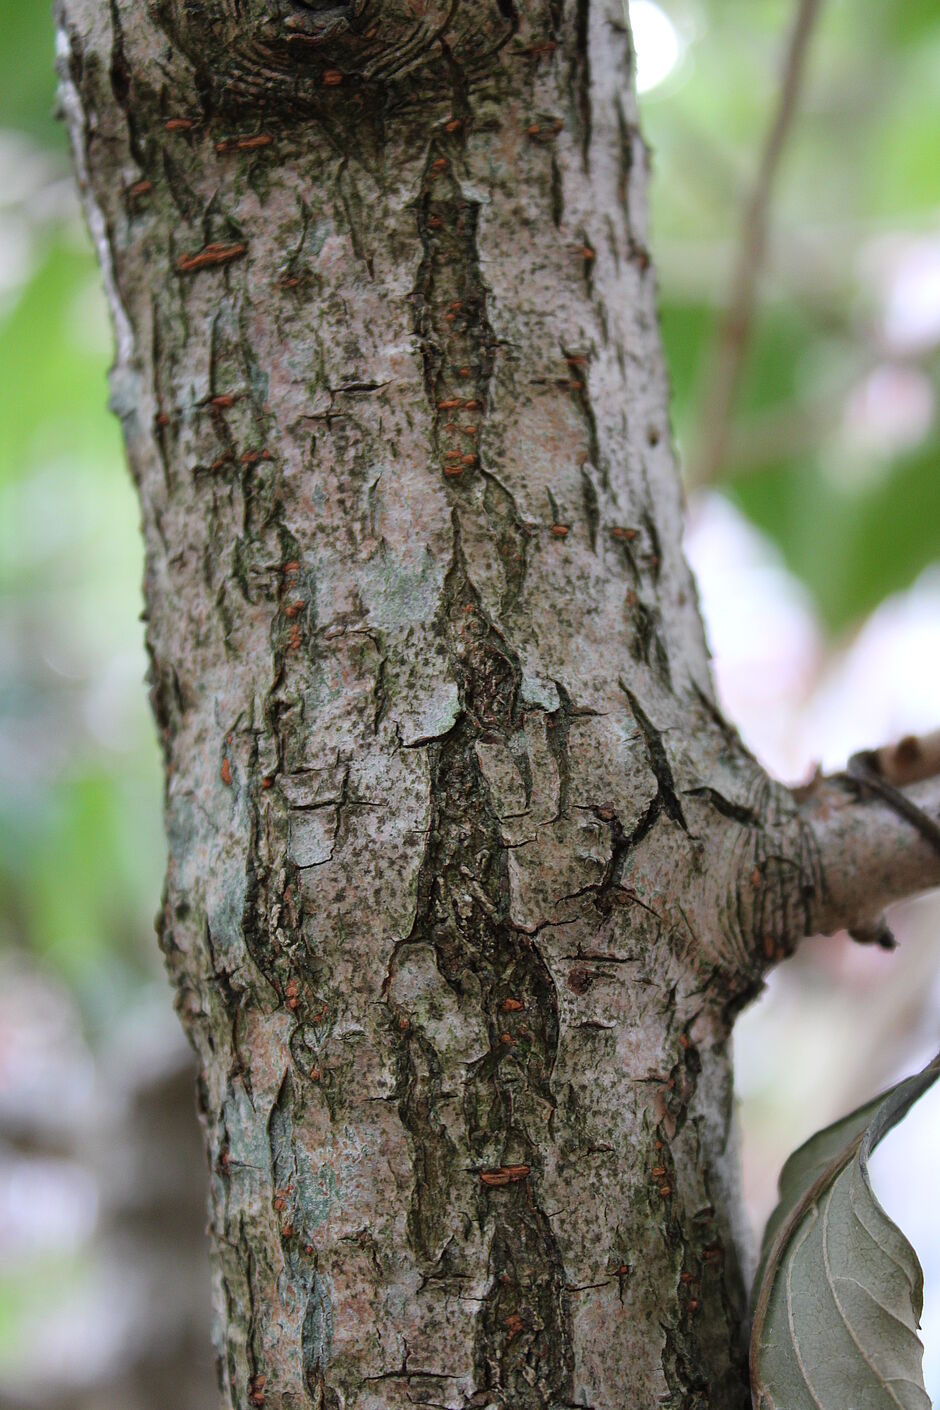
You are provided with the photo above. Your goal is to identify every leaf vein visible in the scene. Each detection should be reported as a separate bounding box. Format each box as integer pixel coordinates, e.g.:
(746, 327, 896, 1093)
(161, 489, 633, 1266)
(822, 1183, 905, 1407)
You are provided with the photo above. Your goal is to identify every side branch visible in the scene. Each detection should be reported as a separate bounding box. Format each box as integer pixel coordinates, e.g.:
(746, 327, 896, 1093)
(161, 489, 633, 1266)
(791, 751, 940, 945)
(701, 730, 940, 987)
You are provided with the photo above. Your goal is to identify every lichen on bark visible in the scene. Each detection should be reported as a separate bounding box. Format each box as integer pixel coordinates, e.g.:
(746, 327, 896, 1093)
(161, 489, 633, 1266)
(55, 1, 836, 1405)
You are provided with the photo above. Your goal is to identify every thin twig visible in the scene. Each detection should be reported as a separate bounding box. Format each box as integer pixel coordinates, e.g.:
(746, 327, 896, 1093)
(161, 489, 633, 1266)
(686, 0, 825, 490)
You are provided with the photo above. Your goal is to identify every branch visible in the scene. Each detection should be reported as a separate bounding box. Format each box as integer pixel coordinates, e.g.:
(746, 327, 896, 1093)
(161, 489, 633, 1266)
(679, 729, 940, 985)
(790, 737, 940, 947)
(863, 729, 940, 787)
(686, 0, 825, 491)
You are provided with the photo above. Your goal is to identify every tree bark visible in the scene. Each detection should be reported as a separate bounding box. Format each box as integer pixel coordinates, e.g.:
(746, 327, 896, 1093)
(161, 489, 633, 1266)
(55, 3, 940, 1407)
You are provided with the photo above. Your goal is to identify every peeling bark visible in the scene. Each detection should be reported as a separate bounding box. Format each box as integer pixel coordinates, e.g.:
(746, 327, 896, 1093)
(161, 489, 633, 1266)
(56, 3, 934, 1407)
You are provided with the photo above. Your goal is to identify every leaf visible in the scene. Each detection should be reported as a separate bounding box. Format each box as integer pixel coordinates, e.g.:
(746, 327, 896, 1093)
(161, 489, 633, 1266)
(876, 0, 940, 48)
(0, 0, 63, 146)
(750, 1054, 940, 1410)
(0, 237, 120, 491)
(729, 437, 940, 636)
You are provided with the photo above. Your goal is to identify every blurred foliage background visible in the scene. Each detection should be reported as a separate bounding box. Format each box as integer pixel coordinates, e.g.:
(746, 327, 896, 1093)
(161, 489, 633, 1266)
(0, 1, 939, 1405)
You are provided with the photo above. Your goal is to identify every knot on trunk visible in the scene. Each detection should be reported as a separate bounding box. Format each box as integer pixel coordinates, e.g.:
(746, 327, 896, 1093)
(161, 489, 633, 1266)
(153, 0, 519, 113)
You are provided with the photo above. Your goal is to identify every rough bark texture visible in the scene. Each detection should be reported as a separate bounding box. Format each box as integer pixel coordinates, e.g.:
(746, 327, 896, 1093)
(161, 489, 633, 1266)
(57, 3, 931, 1407)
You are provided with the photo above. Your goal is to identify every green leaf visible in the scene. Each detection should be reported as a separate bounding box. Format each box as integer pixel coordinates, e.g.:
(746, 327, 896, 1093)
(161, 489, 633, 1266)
(0, 0, 62, 146)
(750, 1054, 940, 1410)
(0, 235, 120, 492)
(875, 0, 940, 47)
(730, 440, 940, 636)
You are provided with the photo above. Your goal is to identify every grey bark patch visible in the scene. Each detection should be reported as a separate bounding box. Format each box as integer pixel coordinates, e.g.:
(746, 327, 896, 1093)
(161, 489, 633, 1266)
(289, 809, 338, 867)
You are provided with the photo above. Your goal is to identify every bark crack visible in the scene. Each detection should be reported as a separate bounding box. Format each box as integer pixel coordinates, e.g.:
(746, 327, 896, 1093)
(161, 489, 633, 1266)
(384, 132, 576, 1407)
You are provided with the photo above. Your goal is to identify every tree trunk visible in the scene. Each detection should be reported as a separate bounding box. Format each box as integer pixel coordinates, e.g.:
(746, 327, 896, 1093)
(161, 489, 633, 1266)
(57, 3, 936, 1406)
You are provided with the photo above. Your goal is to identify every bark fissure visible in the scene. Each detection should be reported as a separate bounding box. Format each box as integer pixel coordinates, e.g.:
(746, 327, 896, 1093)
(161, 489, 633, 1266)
(623, 686, 689, 833)
(394, 142, 576, 1399)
